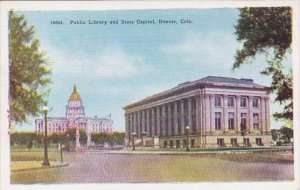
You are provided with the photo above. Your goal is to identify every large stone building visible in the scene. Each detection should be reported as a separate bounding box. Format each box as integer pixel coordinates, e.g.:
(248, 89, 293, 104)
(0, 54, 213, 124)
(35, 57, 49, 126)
(123, 76, 271, 148)
(36, 85, 113, 138)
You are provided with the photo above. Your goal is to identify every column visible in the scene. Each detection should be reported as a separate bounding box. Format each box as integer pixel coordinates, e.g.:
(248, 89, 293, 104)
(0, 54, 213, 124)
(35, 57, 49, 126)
(199, 94, 203, 147)
(135, 112, 138, 137)
(249, 97, 253, 133)
(156, 106, 161, 136)
(174, 101, 178, 135)
(129, 113, 133, 143)
(236, 95, 240, 133)
(223, 95, 228, 132)
(125, 113, 130, 144)
(180, 99, 185, 135)
(195, 95, 200, 134)
(146, 109, 150, 136)
(166, 104, 171, 136)
(209, 94, 214, 133)
(188, 98, 192, 134)
(161, 105, 166, 136)
(151, 108, 156, 137)
(265, 97, 270, 133)
(142, 110, 146, 135)
(137, 111, 141, 138)
(261, 97, 266, 134)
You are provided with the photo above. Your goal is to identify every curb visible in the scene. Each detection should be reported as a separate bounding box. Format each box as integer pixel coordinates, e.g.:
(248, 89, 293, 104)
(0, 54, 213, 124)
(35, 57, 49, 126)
(11, 163, 70, 173)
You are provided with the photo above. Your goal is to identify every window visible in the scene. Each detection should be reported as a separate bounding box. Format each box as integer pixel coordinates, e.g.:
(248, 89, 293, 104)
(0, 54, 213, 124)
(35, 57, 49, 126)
(191, 139, 195, 148)
(217, 138, 225, 147)
(215, 96, 221, 107)
(169, 140, 174, 148)
(215, 112, 221, 130)
(231, 138, 237, 147)
(163, 141, 168, 148)
(228, 96, 234, 107)
(253, 113, 259, 130)
(183, 139, 187, 147)
(228, 112, 234, 130)
(256, 138, 263, 146)
(176, 140, 180, 148)
(244, 138, 250, 147)
(241, 97, 247, 107)
(252, 97, 259, 107)
(240, 113, 247, 131)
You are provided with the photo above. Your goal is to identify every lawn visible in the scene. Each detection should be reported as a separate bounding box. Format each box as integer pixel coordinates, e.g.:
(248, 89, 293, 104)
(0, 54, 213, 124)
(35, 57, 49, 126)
(11, 149, 61, 161)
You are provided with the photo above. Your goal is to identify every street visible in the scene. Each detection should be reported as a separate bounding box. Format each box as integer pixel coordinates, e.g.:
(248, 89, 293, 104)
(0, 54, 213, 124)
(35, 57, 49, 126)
(11, 151, 294, 183)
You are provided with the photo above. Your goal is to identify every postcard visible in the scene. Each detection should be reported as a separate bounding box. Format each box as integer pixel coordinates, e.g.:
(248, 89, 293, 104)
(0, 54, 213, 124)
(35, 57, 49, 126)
(0, 1, 299, 190)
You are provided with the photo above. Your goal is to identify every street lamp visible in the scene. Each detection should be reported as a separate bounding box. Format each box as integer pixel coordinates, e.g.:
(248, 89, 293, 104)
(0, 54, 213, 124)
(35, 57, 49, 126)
(42, 106, 50, 166)
(66, 133, 70, 151)
(185, 126, 190, 152)
(58, 143, 64, 163)
(132, 132, 137, 151)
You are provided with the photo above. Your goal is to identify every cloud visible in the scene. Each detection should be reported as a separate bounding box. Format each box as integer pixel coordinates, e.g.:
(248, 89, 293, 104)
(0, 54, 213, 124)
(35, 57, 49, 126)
(160, 31, 237, 67)
(43, 43, 148, 78)
(93, 45, 142, 77)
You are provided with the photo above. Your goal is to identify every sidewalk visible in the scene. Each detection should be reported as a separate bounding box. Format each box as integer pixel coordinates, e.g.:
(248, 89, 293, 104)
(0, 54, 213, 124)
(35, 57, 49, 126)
(11, 161, 70, 172)
(88, 146, 294, 155)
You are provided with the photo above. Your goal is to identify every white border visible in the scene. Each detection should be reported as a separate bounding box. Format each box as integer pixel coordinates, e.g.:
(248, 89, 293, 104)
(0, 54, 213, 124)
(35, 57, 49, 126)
(1, 1, 299, 190)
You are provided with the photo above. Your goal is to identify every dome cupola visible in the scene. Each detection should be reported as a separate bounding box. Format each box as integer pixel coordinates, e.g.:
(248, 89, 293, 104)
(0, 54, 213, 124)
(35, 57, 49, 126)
(69, 84, 81, 101)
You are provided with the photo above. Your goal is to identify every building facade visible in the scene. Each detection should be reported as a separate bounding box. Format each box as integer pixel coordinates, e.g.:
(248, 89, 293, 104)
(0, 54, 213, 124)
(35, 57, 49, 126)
(36, 85, 113, 137)
(123, 76, 271, 148)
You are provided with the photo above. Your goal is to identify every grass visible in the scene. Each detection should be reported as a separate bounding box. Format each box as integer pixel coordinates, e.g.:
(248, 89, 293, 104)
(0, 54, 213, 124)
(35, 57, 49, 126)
(11, 161, 43, 171)
(11, 149, 61, 161)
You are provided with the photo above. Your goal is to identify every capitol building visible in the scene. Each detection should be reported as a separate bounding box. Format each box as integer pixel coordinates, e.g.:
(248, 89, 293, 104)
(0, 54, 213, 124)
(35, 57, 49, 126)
(124, 76, 271, 148)
(35, 85, 113, 136)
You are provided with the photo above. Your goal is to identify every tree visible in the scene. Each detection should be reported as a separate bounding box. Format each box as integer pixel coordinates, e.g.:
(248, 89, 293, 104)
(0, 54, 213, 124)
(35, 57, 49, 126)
(9, 11, 52, 123)
(271, 129, 279, 142)
(279, 127, 293, 143)
(234, 7, 292, 121)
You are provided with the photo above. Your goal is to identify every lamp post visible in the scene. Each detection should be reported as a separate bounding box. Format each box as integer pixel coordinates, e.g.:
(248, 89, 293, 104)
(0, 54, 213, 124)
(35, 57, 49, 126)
(42, 106, 50, 166)
(58, 143, 64, 163)
(66, 133, 70, 151)
(185, 126, 190, 152)
(132, 132, 137, 151)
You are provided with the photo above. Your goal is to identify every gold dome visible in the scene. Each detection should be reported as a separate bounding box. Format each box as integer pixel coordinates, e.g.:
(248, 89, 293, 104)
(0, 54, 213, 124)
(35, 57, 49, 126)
(69, 84, 81, 100)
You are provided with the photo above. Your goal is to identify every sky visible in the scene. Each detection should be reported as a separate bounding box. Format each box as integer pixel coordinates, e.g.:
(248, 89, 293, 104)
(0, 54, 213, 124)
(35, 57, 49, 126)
(15, 8, 291, 132)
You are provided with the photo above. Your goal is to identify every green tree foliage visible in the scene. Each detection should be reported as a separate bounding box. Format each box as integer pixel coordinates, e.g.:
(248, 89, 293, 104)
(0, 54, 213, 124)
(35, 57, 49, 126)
(91, 132, 125, 146)
(10, 132, 43, 148)
(279, 127, 293, 143)
(271, 129, 278, 142)
(234, 7, 292, 121)
(9, 11, 52, 123)
(10, 131, 125, 149)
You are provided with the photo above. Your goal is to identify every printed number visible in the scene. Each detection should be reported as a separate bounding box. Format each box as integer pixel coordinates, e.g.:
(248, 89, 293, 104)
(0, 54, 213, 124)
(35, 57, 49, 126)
(50, 21, 63, 24)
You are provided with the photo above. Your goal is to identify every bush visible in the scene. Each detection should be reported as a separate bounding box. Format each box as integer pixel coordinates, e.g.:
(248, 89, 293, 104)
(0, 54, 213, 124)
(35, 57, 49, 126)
(276, 141, 282, 146)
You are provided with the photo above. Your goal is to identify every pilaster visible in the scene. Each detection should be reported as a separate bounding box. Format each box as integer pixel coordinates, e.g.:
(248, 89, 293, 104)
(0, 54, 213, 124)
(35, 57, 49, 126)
(236, 95, 240, 133)
(223, 95, 228, 132)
